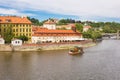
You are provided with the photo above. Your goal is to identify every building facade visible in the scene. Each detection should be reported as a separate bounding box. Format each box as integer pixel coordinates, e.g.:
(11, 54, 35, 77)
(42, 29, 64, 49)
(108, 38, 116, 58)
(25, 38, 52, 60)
(11, 39, 22, 46)
(0, 16, 32, 41)
(83, 25, 92, 32)
(32, 27, 83, 44)
(43, 20, 56, 29)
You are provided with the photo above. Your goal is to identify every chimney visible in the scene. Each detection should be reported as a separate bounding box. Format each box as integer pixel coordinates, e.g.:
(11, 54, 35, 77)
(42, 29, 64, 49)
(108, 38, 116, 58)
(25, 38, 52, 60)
(71, 24, 76, 32)
(72, 26, 76, 32)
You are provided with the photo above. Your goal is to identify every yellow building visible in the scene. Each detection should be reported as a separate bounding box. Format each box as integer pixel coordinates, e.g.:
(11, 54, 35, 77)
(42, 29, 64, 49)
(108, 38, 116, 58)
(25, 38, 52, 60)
(0, 16, 32, 42)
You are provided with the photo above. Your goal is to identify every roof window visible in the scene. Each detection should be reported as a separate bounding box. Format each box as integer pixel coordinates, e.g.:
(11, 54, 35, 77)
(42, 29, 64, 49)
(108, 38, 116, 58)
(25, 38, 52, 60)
(0, 19, 2, 22)
(6, 19, 11, 22)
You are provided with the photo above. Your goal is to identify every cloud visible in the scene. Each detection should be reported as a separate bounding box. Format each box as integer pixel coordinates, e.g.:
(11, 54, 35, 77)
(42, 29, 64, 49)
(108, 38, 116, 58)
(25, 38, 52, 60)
(1, 0, 120, 19)
(0, 8, 34, 16)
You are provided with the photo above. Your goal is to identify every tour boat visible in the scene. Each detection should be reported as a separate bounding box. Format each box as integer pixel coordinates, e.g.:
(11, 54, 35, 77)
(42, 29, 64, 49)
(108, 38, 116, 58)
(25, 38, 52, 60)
(68, 46, 84, 55)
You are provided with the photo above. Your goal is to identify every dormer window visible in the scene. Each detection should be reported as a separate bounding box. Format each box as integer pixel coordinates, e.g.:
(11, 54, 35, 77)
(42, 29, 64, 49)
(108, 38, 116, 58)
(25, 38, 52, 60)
(6, 19, 11, 22)
(0, 19, 2, 22)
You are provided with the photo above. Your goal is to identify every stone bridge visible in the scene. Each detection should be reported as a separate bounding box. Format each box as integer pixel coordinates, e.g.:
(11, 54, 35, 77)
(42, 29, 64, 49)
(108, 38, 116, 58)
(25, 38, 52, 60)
(102, 30, 120, 39)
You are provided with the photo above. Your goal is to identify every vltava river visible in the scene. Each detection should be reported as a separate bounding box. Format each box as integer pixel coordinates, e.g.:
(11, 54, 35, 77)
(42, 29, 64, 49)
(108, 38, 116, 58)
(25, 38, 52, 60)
(0, 40, 120, 80)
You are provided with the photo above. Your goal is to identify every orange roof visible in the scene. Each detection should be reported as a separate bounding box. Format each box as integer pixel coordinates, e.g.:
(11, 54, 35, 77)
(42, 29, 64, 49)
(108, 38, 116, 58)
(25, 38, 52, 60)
(0, 16, 32, 24)
(35, 29, 78, 34)
(84, 26, 92, 28)
(32, 26, 48, 31)
(32, 27, 82, 36)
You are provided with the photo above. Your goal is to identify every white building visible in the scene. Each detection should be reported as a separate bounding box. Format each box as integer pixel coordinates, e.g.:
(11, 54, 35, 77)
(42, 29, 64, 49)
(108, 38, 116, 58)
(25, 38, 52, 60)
(0, 37, 5, 44)
(56, 24, 75, 30)
(83, 25, 91, 32)
(32, 27, 83, 44)
(43, 20, 56, 29)
(11, 39, 22, 46)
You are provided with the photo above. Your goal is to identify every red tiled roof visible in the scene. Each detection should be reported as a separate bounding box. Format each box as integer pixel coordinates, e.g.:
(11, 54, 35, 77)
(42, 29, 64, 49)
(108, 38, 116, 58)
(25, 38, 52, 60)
(0, 16, 32, 24)
(35, 29, 78, 34)
(32, 27, 82, 36)
(84, 26, 92, 28)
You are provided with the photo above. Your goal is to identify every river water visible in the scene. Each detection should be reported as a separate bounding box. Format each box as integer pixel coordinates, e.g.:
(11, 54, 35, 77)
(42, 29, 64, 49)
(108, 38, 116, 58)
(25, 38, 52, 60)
(0, 40, 120, 80)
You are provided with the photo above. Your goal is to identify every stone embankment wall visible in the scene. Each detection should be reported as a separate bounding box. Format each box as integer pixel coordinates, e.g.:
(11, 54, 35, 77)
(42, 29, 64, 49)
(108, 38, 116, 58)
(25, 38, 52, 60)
(13, 40, 96, 51)
(0, 40, 96, 51)
(0, 44, 12, 51)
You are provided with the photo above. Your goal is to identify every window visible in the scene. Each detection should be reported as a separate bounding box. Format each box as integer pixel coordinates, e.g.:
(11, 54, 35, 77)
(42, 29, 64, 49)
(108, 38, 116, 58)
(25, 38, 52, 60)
(29, 33, 31, 36)
(15, 41, 17, 43)
(0, 19, 2, 22)
(26, 29, 28, 32)
(13, 29, 15, 32)
(6, 19, 11, 22)
(16, 24, 18, 26)
(29, 29, 31, 32)
(23, 29, 24, 32)
(15, 33, 18, 36)
(20, 29, 22, 32)
(16, 29, 18, 32)
(4, 28, 6, 32)
(4, 24, 6, 27)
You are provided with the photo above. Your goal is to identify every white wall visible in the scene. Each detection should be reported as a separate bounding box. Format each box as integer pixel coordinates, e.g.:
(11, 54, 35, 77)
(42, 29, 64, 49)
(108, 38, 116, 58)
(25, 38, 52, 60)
(32, 35, 83, 44)
(0, 38, 5, 44)
(11, 40, 22, 46)
(43, 24, 56, 29)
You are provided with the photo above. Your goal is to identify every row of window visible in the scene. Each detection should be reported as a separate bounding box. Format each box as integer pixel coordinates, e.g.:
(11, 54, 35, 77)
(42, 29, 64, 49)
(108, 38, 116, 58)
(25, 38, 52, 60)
(0, 28, 31, 32)
(38, 37, 79, 39)
(13, 28, 31, 32)
(14, 33, 31, 37)
(0, 24, 31, 27)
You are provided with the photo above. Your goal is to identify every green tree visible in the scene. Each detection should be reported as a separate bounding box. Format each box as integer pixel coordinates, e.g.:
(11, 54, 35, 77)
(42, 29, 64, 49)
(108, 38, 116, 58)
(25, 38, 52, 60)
(83, 32, 91, 39)
(17, 35, 28, 43)
(27, 17, 42, 26)
(4, 27, 14, 43)
(91, 31, 102, 42)
(57, 19, 75, 25)
(75, 23, 83, 32)
(83, 29, 102, 42)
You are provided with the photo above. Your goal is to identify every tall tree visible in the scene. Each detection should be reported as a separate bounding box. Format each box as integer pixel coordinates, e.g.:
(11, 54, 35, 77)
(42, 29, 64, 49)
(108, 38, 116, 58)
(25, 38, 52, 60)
(27, 17, 43, 26)
(75, 23, 83, 32)
(4, 26, 14, 43)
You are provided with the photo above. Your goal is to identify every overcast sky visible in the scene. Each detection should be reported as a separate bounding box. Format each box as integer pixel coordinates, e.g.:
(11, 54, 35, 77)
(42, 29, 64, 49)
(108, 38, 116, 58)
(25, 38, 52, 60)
(0, 0, 120, 22)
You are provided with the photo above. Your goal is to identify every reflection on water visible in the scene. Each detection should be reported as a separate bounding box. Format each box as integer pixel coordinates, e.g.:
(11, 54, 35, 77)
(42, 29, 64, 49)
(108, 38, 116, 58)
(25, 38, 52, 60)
(0, 40, 120, 80)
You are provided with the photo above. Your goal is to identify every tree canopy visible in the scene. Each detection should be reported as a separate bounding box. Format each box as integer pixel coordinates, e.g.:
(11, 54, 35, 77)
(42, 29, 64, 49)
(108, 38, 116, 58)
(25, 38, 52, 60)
(75, 23, 83, 32)
(4, 26, 14, 43)
(27, 17, 43, 26)
(17, 35, 28, 43)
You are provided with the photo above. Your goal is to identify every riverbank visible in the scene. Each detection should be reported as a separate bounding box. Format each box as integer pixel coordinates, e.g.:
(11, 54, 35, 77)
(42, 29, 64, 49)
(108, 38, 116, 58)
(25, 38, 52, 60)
(0, 40, 97, 51)
(13, 40, 97, 51)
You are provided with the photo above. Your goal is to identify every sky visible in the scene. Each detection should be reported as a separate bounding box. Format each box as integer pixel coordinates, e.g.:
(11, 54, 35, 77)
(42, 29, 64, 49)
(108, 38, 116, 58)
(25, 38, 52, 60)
(0, 0, 120, 22)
